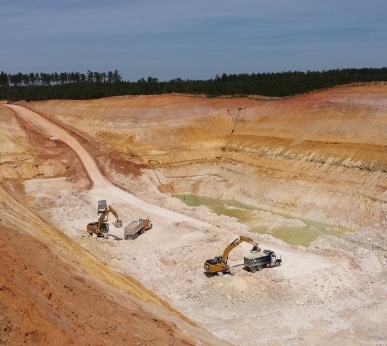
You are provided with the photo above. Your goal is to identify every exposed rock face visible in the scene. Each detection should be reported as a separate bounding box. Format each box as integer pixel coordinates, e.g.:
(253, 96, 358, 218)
(1, 84, 387, 345)
(21, 83, 387, 233)
(0, 105, 72, 180)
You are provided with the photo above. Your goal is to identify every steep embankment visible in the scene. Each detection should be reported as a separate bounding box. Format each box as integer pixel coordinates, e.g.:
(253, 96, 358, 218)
(0, 102, 228, 346)
(0, 189, 200, 346)
(1, 84, 387, 345)
(23, 84, 387, 233)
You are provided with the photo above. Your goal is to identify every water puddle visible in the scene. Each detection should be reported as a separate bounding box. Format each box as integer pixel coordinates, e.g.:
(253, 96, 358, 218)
(175, 194, 350, 247)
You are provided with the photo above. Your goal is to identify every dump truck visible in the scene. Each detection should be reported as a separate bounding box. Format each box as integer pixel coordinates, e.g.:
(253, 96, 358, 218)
(87, 205, 122, 239)
(124, 217, 152, 240)
(243, 249, 282, 273)
(204, 235, 260, 276)
(98, 200, 108, 221)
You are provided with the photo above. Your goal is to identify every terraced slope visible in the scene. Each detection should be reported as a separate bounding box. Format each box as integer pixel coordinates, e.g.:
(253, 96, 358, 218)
(1, 83, 386, 345)
(22, 84, 387, 233)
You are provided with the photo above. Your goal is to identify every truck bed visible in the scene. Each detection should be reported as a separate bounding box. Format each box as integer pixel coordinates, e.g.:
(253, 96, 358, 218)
(124, 220, 143, 235)
(244, 255, 271, 266)
(124, 217, 152, 240)
(97, 200, 107, 213)
(244, 249, 281, 272)
(244, 250, 274, 265)
(98, 200, 108, 221)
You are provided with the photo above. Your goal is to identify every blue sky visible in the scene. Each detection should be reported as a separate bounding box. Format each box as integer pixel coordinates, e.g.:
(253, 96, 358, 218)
(1, 0, 386, 81)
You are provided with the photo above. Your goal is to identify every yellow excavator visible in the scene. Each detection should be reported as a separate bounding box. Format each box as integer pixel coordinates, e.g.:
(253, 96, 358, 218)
(87, 205, 122, 239)
(204, 235, 260, 276)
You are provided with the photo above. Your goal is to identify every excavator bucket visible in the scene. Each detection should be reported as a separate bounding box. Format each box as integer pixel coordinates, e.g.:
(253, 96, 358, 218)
(250, 245, 261, 253)
(113, 219, 123, 228)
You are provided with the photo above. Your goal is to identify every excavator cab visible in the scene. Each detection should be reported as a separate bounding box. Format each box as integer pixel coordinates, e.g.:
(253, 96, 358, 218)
(204, 256, 222, 266)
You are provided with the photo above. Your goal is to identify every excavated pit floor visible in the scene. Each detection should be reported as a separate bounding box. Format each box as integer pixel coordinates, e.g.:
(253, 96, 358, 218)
(1, 85, 387, 345)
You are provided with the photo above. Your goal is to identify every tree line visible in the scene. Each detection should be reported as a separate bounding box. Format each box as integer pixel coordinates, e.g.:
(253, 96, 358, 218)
(1, 67, 387, 101)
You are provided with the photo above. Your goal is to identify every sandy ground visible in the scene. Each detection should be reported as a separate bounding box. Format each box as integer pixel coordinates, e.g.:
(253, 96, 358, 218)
(3, 100, 387, 345)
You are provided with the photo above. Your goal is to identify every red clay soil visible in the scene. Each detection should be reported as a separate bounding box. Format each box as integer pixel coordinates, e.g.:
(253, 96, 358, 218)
(0, 223, 197, 346)
(1, 84, 386, 345)
(0, 102, 226, 346)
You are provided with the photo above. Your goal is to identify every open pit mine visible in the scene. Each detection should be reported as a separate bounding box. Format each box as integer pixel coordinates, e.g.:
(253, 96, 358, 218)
(1, 82, 386, 345)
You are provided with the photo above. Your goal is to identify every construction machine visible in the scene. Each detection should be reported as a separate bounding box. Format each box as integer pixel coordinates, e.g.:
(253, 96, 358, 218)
(244, 250, 282, 272)
(87, 205, 122, 239)
(97, 200, 108, 221)
(124, 217, 152, 240)
(204, 235, 260, 276)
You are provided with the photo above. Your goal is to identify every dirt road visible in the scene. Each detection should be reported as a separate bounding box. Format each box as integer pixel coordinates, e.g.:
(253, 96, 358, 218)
(6, 102, 387, 345)
(4, 104, 231, 345)
(8, 104, 210, 227)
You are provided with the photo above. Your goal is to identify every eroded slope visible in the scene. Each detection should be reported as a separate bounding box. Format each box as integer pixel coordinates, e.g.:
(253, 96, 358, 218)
(1, 84, 387, 345)
(0, 102, 227, 346)
(22, 84, 387, 233)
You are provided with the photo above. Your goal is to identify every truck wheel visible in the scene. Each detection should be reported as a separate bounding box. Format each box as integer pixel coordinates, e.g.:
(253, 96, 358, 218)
(124, 235, 128, 240)
(257, 265, 263, 271)
(250, 266, 257, 273)
(275, 261, 281, 267)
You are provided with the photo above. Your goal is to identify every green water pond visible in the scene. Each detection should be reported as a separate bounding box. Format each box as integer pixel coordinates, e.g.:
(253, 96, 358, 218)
(175, 194, 350, 247)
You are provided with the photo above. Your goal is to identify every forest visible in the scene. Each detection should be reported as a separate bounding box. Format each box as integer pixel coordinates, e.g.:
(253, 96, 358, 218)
(1, 67, 387, 101)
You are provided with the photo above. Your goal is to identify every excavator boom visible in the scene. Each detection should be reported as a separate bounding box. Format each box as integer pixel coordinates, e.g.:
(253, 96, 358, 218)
(204, 235, 260, 275)
(105, 205, 122, 227)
